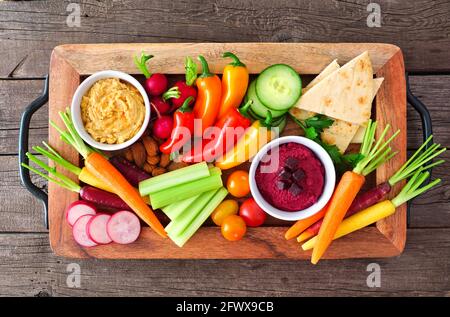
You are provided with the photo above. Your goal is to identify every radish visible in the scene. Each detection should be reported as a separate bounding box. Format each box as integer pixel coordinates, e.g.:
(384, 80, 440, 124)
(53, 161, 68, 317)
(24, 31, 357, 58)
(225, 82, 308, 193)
(87, 214, 113, 245)
(151, 96, 171, 115)
(72, 215, 98, 247)
(162, 82, 198, 111)
(151, 101, 174, 139)
(134, 53, 168, 96)
(66, 200, 97, 226)
(109, 156, 150, 187)
(107, 211, 141, 244)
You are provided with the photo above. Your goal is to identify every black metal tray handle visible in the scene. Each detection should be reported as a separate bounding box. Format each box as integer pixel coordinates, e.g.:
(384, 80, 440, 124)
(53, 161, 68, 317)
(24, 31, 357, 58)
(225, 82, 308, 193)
(19, 75, 49, 229)
(18, 74, 433, 229)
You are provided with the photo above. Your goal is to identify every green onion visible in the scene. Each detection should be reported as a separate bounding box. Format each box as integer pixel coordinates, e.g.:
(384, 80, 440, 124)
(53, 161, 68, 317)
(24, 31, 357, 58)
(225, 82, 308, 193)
(389, 135, 446, 185)
(139, 162, 210, 196)
(165, 189, 218, 235)
(162, 194, 201, 221)
(149, 167, 223, 209)
(391, 169, 441, 207)
(168, 187, 228, 247)
(353, 120, 400, 176)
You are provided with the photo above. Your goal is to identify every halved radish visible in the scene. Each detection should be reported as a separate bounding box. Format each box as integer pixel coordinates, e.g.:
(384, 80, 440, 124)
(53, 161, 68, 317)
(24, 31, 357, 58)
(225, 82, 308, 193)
(87, 214, 112, 245)
(107, 211, 141, 244)
(66, 200, 97, 226)
(72, 214, 98, 247)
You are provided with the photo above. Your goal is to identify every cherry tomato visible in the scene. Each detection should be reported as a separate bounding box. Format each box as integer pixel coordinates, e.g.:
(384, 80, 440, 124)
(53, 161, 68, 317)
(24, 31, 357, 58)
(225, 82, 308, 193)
(239, 198, 266, 227)
(211, 199, 239, 226)
(226, 170, 250, 198)
(221, 215, 246, 241)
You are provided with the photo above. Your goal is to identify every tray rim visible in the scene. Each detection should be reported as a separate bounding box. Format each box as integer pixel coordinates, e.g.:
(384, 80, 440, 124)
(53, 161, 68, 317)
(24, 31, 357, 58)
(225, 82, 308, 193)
(48, 43, 406, 260)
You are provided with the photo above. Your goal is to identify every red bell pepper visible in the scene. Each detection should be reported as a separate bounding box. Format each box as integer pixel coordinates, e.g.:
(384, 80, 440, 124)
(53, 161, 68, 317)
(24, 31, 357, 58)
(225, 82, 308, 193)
(182, 100, 252, 163)
(159, 97, 195, 155)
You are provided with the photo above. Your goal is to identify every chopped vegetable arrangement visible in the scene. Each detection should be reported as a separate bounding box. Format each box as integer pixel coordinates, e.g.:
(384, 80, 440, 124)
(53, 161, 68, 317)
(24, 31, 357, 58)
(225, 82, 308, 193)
(22, 49, 445, 262)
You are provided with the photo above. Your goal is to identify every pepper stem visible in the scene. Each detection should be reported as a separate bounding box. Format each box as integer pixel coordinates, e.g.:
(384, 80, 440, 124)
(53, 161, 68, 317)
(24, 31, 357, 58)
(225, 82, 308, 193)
(133, 52, 153, 78)
(197, 55, 213, 78)
(162, 86, 181, 101)
(178, 96, 194, 113)
(262, 110, 273, 127)
(223, 52, 245, 67)
(238, 100, 252, 118)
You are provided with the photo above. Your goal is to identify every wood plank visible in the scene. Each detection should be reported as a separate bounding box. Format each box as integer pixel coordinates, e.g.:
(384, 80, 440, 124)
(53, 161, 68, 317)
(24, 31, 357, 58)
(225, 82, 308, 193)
(0, 228, 448, 296)
(0, 155, 48, 233)
(1, 0, 450, 78)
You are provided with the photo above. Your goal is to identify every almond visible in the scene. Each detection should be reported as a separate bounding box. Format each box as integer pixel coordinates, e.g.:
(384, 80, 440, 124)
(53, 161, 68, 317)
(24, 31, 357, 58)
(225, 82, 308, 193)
(142, 135, 159, 156)
(131, 142, 146, 168)
(159, 153, 171, 168)
(152, 167, 166, 176)
(124, 148, 133, 162)
(147, 154, 160, 165)
(143, 163, 155, 174)
(167, 161, 189, 171)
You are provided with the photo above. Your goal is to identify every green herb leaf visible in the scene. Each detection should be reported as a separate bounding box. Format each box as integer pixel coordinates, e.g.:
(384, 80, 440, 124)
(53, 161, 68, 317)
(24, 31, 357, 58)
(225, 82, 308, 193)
(305, 115, 334, 131)
(185, 56, 198, 86)
(343, 153, 365, 166)
(304, 126, 318, 139)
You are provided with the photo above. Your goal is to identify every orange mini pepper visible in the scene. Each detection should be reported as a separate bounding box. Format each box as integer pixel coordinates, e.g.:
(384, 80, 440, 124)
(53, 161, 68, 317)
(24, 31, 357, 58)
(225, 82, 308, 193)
(217, 52, 249, 118)
(193, 55, 222, 136)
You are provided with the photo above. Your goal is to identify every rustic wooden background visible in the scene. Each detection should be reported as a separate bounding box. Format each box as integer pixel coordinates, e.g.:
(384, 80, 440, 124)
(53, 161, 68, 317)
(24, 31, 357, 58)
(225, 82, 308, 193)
(1, 0, 449, 296)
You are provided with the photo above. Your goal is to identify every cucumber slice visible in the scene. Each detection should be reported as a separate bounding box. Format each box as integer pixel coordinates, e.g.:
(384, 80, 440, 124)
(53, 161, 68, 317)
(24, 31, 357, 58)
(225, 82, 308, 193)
(256, 64, 302, 110)
(274, 115, 287, 133)
(245, 80, 286, 118)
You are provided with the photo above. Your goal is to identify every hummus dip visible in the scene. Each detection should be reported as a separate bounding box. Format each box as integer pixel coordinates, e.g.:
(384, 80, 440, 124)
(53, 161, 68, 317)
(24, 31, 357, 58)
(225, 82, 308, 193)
(255, 142, 325, 211)
(81, 78, 145, 144)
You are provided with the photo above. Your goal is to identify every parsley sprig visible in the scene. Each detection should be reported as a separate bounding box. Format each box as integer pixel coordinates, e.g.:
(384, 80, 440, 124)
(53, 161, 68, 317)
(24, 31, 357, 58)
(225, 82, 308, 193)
(289, 113, 364, 174)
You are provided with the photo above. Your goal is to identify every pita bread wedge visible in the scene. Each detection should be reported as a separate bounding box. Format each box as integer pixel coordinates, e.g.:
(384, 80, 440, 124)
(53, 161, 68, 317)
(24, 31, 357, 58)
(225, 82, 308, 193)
(293, 51, 373, 125)
(351, 77, 385, 143)
(289, 58, 383, 153)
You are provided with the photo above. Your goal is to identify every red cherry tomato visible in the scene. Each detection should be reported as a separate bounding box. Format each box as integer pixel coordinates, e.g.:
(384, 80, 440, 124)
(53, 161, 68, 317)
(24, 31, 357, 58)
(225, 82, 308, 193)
(239, 198, 266, 227)
(221, 215, 246, 241)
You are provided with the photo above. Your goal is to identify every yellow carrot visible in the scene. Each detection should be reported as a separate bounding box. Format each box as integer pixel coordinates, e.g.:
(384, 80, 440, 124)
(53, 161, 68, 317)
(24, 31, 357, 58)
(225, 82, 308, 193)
(303, 200, 395, 250)
(79, 167, 114, 192)
(303, 170, 443, 251)
(285, 203, 329, 240)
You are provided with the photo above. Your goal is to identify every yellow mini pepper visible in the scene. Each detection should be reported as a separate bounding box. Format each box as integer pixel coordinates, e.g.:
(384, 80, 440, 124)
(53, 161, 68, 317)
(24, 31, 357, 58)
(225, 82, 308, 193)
(215, 111, 276, 170)
(217, 52, 249, 119)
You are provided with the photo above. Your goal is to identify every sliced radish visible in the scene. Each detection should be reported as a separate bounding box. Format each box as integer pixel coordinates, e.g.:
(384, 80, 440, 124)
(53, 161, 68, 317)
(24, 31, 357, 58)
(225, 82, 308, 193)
(107, 211, 141, 244)
(72, 215, 98, 247)
(66, 200, 97, 226)
(87, 214, 112, 245)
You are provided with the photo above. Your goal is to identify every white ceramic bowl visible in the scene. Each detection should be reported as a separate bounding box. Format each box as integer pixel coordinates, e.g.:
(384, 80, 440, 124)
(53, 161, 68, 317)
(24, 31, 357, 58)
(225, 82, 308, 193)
(71, 70, 151, 151)
(249, 136, 336, 221)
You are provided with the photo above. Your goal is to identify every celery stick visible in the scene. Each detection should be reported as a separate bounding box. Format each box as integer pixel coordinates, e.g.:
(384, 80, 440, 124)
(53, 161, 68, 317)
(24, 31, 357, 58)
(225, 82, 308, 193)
(162, 194, 200, 221)
(169, 187, 228, 247)
(139, 162, 210, 196)
(165, 189, 218, 235)
(150, 173, 223, 209)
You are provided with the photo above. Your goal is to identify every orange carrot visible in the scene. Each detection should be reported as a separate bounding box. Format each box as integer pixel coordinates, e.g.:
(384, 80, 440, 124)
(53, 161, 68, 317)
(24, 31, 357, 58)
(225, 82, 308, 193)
(284, 203, 329, 240)
(311, 171, 365, 264)
(85, 152, 167, 238)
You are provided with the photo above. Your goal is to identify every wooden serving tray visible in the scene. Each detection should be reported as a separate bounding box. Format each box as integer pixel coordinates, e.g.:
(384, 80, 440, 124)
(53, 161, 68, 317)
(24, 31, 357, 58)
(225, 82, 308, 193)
(48, 43, 406, 259)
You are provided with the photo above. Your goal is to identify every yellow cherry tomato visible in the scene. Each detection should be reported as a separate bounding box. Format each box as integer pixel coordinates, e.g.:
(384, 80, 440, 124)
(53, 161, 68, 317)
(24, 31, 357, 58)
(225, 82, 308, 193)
(221, 215, 247, 241)
(211, 199, 239, 226)
(226, 170, 250, 198)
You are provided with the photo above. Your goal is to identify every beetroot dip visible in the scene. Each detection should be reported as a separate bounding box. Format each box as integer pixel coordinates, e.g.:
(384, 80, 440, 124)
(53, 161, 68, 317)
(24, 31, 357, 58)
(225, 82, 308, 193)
(255, 142, 325, 211)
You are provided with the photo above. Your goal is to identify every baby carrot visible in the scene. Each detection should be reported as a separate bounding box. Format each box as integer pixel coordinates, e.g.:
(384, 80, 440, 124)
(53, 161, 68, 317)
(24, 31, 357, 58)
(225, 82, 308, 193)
(284, 203, 329, 240)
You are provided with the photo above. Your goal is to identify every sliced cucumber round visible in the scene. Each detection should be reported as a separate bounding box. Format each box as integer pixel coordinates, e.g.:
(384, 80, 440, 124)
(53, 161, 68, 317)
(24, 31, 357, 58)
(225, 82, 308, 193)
(255, 64, 302, 111)
(245, 80, 286, 118)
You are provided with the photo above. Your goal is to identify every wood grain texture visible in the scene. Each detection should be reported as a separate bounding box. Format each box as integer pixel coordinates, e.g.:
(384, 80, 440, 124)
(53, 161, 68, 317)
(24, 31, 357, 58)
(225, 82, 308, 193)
(47, 43, 406, 259)
(1, 0, 450, 78)
(375, 50, 406, 253)
(0, 228, 448, 296)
